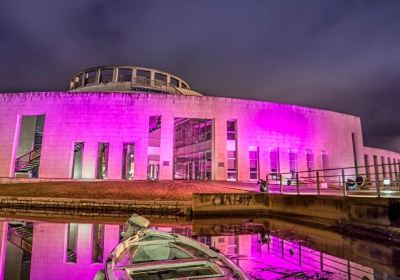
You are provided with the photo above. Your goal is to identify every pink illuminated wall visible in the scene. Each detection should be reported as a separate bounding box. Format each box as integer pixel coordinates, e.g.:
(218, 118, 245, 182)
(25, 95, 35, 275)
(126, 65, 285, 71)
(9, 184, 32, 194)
(0, 92, 399, 181)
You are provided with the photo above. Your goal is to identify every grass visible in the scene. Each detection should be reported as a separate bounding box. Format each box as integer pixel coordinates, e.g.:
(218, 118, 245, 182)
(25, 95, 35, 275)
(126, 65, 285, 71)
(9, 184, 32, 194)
(0, 180, 248, 201)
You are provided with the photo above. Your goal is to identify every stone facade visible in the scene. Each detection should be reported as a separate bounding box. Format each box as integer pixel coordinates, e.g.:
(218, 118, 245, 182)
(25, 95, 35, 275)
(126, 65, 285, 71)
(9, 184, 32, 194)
(0, 91, 399, 181)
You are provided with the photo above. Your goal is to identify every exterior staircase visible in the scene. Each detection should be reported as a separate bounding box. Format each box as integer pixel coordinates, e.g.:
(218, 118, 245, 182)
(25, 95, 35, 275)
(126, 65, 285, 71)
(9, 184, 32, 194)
(7, 223, 34, 279)
(74, 142, 84, 152)
(14, 147, 41, 174)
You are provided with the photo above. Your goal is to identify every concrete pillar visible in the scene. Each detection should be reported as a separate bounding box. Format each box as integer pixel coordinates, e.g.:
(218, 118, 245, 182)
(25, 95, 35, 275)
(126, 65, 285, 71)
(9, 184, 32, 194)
(133, 136, 148, 180)
(213, 118, 227, 181)
(82, 140, 98, 179)
(0, 222, 8, 280)
(259, 146, 269, 180)
(237, 117, 250, 181)
(77, 224, 92, 265)
(107, 142, 123, 180)
(159, 115, 174, 180)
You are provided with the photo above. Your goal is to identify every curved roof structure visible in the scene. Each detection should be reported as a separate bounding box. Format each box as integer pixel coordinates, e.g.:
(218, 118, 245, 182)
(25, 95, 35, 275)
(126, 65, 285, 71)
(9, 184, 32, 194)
(69, 65, 203, 96)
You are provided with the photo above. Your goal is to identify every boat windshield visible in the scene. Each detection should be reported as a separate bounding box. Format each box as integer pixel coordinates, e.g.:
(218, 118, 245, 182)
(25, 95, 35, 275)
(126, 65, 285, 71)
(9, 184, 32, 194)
(114, 242, 192, 267)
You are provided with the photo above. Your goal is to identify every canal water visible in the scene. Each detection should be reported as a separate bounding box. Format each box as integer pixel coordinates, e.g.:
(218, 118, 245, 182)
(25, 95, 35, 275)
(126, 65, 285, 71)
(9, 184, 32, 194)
(1, 214, 399, 280)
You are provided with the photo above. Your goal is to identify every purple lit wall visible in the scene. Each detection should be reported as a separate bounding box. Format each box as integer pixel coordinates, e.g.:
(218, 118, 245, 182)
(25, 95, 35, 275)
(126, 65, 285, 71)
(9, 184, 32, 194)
(0, 92, 399, 181)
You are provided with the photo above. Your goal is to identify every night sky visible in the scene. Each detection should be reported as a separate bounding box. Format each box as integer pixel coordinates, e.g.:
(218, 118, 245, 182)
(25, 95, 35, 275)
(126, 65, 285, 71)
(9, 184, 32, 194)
(0, 0, 399, 152)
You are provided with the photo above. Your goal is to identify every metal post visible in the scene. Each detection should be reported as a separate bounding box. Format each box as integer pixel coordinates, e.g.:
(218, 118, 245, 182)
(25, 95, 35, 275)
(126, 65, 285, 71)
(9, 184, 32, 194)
(377, 179, 381, 198)
(279, 174, 283, 194)
(342, 169, 346, 196)
(316, 171, 320, 195)
(296, 172, 300, 195)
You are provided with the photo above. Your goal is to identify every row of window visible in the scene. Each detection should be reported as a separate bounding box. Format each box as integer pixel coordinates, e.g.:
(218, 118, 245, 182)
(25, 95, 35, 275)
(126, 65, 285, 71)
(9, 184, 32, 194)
(70, 67, 188, 89)
(364, 154, 400, 179)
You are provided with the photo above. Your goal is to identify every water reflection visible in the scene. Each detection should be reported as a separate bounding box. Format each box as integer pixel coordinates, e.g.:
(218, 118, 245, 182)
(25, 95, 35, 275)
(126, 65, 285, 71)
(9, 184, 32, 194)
(0, 216, 398, 280)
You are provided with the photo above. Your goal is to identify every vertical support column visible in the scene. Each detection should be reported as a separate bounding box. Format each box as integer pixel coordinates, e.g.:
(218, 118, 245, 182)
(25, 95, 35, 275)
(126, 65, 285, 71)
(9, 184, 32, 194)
(82, 141, 98, 179)
(133, 137, 148, 180)
(107, 142, 123, 180)
(258, 147, 269, 182)
(76, 224, 92, 265)
(236, 118, 250, 181)
(213, 118, 227, 181)
(9, 114, 22, 177)
(0, 222, 8, 280)
(159, 115, 174, 180)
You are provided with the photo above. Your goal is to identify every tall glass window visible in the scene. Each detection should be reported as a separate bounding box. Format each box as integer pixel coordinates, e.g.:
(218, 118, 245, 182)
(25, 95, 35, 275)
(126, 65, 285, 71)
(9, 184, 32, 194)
(173, 118, 212, 180)
(97, 143, 109, 179)
(289, 149, 298, 178)
(364, 154, 370, 180)
(92, 224, 105, 263)
(66, 223, 78, 263)
(270, 148, 280, 178)
(122, 143, 135, 180)
(388, 157, 393, 179)
(322, 150, 329, 178)
(249, 147, 259, 180)
(381, 156, 386, 177)
(227, 120, 237, 181)
(148, 116, 161, 180)
(72, 142, 84, 179)
(306, 149, 314, 177)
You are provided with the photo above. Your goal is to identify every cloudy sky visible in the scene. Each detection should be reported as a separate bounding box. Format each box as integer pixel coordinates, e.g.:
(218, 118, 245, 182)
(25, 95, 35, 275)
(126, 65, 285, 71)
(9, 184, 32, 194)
(0, 0, 399, 152)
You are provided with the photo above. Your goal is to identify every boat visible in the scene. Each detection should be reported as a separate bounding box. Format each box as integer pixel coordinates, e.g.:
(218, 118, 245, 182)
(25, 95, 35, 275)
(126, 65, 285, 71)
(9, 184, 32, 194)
(94, 214, 249, 280)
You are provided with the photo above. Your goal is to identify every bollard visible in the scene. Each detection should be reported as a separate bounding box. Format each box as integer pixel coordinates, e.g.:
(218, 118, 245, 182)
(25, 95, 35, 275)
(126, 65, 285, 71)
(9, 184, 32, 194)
(296, 173, 300, 195)
(316, 171, 320, 195)
(279, 174, 283, 194)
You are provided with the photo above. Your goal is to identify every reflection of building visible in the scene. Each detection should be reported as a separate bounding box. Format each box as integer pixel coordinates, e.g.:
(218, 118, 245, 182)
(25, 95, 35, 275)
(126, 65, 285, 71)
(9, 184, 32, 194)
(0, 220, 383, 280)
(0, 65, 399, 181)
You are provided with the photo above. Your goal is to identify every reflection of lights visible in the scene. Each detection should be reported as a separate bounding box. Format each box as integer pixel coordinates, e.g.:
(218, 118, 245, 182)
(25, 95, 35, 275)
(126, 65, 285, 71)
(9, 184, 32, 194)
(383, 179, 391, 186)
(259, 233, 270, 245)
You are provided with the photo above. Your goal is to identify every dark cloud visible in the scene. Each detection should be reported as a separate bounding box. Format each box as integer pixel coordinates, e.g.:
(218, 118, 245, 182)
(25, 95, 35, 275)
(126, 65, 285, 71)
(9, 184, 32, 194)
(0, 0, 399, 152)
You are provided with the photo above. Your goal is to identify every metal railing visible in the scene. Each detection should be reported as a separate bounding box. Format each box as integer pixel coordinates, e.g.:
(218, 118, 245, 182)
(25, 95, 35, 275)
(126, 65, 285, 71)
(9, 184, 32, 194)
(263, 235, 378, 279)
(131, 77, 184, 95)
(15, 147, 42, 172)
(259, 162, 400, 197)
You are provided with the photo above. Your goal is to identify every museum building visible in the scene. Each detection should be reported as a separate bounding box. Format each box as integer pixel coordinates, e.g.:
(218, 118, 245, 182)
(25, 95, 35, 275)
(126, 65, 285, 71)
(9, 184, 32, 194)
(0, 65, 399, 182)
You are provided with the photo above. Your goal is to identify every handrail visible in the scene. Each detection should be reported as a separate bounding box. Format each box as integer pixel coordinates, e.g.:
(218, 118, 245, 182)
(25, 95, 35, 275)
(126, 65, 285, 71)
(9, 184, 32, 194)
(15, 147, 42, 171)
(131, 77, 184, 95)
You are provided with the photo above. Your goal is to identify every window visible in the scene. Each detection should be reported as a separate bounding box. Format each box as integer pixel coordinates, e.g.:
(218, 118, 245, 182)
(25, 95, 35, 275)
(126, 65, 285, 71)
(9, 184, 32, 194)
(122, 143, 135, 180)
(181, 83, 188, 89)
(322, 150, 329, 178)
(137, 69, 151, 79)
(148, 116, 161, 180)
(173, 118, 213, 180)
(249, 147, 259, 180)
(100, 68, 113, 83)
(306, 149, 314, 177)
(388, 157, 393, 179)
(97, 143, 109, 179)
(155, 72, 167, 82)
(84, 70, 97, 85)
(66, 224, 78, 263)
(118, 68, 132, 82)
(381, 156, 386, 177)
(289, 149, 297, 178)
(227, 120, 237, 181)
(72, 142, 84, 179)
(270, 148, 280, 178)
(92, 224, 105, 263)
(170, 77, 179, 87)
(364, 154, 370, 180)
